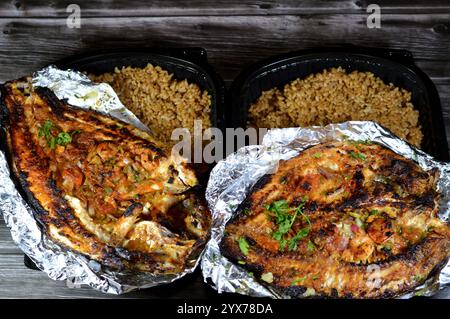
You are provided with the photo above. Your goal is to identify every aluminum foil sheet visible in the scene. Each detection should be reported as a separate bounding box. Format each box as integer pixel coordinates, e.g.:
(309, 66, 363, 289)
(202, 121, 450, 298)
(0, 66, 202, 294)
(32, 65, 150, 132)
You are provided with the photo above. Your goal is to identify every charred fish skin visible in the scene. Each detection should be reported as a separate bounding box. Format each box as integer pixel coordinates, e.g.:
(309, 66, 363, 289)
(1, 79, 211, 274)
(221, 141, 449, 298)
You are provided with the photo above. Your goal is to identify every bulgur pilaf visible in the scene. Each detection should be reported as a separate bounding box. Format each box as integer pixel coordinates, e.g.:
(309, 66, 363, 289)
(89, 64, 212, 144)
(248, 67, 423, 146)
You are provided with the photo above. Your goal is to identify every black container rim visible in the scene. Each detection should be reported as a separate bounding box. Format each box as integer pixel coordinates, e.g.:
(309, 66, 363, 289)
(231, 46, 415, 90)
(53, 46, 227, 133)
(55, 47, 210, 71)
(229, 46, 449, 162)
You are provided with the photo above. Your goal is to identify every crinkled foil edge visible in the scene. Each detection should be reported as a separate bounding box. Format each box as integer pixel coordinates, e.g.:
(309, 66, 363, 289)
(0, 66, 203, 294)
(201, 121, 450, 298)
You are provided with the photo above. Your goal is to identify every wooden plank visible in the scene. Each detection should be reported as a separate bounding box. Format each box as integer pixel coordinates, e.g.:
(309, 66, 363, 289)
(0, 255, 128, 298)
(0, 14, 449, 83)
(0, 1, 361, 17)
(434, 79, 450, 149)
(0, 0, 449, 18)
(0, 223, 22, 255)
(0, 254, 211, 298)
(0, 220, 211, 298)
(0, 9, 448, 299)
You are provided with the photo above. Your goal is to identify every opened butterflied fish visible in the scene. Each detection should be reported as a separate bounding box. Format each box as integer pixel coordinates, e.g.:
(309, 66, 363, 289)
(0, 79, 211, 274)
(221, 141, 449, 298)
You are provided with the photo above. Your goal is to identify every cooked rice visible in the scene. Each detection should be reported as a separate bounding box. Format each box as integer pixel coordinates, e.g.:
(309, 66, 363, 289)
(248, 67, 423, 147)
(89, 64, 212, 145)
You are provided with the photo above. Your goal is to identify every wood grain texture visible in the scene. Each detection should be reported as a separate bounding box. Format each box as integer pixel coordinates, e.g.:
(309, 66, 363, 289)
(0, 0, 449, 18)
(0, 14, 449, 83)
(0, 1, 448, 299)
(434, 79, 450, 147)
(0, 222, 214, 299)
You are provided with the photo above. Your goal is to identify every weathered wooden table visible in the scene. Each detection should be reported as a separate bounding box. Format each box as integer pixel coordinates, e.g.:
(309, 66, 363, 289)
(0, 0, 449, 298)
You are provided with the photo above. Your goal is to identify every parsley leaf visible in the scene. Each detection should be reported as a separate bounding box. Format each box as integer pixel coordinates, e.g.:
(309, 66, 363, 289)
(265, 200, 289, 222)
(279, 238, 288, 251)
(291, 276, 307, 286)
(38, 120, 53, 140)
(266, 198, 310, 251)
(71, 129, 81, 136)
(238, 237, 250, 256)
(55, 132, 72, 146)
(349, 151, 366, 161)
(38, 120, 75, 149)
(49, 137, 56, 149)
(370, 209, 380, 216)
(133, 169, 140, 182)
(307, 240, 316, 253)
(270, 200, 297, 243)
(288, 227, 310, 251)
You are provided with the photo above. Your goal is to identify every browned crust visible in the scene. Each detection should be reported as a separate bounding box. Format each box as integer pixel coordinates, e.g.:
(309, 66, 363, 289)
(221, 141, 449, 298)
(1, 79, 211, 274)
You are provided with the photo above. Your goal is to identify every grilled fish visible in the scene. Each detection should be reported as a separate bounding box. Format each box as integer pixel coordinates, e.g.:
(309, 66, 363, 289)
(221, 141, 449, 298)
(1, 79, 211, 274)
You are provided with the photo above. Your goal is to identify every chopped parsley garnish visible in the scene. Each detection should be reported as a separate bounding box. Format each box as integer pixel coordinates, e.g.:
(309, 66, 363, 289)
(267, 200, 296, 241)
(38, 120, 76, 149)
(237, 260, 246, 265)
(55, 132, 72, 146)
(265, 200, 289, 221)
(48, 137, 56, 149)
(291, 276, 307, 286)
(71, 129, 81, 136)
(278, 238, 288, 251)
(312, 152, 322, 159)
(104, 187, 113, 195)
(238, 237, 250, 256)
(349, 151, 366, 161)
(289, 227, 310, 251)
(307, 240, 315, 253)
(266, 197, 311, 252)
(38, 120, 53, 140)
(133, 170, 140, 182)
(370, 209, 380, 216)
(270, 205, 294, 241)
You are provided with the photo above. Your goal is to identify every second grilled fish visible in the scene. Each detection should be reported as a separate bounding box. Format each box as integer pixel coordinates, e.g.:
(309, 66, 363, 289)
(221, 141, 449, 298)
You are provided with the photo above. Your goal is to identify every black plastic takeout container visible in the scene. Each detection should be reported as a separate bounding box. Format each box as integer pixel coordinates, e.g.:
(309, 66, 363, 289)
(229, 47, 449, 162)
(55, 47, 227, 134)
